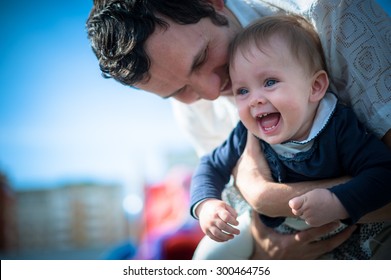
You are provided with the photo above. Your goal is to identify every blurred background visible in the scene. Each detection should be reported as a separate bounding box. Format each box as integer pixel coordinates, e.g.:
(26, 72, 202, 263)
(1, 0, 390, 260)
(0, 0, 201, 260)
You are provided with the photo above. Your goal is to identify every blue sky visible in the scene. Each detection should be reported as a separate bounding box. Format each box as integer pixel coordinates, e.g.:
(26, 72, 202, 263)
(0, 1, 192, 190)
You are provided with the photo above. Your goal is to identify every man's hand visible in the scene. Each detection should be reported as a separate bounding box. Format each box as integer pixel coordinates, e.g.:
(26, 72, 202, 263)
(249, 211, 356, 259)
(197, 199, 240, 242)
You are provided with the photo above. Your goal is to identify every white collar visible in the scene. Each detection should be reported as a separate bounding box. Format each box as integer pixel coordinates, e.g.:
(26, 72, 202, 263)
(291, 92, 337, 144)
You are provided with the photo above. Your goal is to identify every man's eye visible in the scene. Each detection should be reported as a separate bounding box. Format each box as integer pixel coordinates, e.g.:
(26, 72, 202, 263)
(265, 79, 277, 87)
(237, 88, 249, 95)
(194, 47, 208, 70)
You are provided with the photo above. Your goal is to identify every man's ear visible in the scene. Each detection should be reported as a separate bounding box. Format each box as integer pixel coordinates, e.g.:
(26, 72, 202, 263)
(207, 0, 225, 10)
(309, 70, 329, 103)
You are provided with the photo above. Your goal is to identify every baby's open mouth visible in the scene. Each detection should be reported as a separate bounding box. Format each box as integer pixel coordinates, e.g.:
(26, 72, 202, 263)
(257, 113, 281, 131)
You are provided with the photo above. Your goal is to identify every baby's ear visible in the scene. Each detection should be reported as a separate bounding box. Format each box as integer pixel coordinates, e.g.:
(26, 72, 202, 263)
(310, 70, 329, 103)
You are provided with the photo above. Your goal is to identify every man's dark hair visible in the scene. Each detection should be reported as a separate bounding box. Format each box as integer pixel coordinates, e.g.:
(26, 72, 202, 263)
(86, 0, 228, 86)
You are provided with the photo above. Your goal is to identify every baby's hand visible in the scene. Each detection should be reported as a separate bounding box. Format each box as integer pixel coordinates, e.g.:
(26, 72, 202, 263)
(198, 199, 240, 242)
(289, 189, 348, 227)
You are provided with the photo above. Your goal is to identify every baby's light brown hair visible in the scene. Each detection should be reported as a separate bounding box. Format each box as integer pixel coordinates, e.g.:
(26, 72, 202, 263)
(229, 14, 327, 76)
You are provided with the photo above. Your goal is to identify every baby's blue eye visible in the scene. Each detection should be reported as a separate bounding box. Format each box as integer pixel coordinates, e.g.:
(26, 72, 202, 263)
(237, 88, 249, 95)
(265, 79, 277, 87)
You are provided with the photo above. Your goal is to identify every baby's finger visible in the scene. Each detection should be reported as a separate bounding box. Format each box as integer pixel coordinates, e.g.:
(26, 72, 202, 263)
(291, 208, 303, 217)
(207, 226, 234, 242)
(218, 206, 239, 226)
(215, 219, 240, 236)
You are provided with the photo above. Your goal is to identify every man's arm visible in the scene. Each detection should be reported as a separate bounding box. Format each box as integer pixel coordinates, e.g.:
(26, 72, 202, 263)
(234, 131, 391, 221)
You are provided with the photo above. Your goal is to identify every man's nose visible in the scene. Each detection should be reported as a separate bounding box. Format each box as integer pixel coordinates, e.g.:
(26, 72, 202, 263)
(190, 75, 221, 101)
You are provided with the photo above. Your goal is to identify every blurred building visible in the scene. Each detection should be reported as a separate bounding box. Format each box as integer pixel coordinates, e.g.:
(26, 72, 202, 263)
(0, 173, 17, 252)
(1, 181, 132, 258)
(0, 147, 199, 259)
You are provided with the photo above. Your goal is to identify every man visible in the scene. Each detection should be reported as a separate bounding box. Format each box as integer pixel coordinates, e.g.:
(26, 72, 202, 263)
(86, 0, 391, 259)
